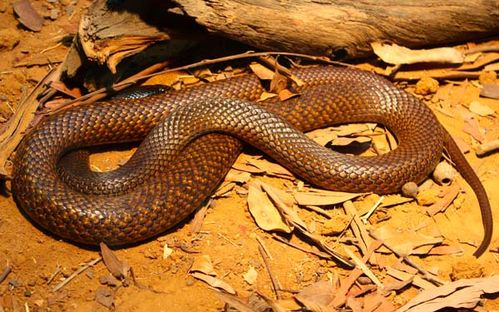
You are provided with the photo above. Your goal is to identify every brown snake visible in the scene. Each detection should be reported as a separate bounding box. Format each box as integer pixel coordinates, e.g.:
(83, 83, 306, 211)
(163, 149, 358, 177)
(12, 66, 492, 257)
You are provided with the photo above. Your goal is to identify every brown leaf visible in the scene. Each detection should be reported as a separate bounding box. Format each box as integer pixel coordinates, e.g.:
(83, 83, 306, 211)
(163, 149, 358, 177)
(463, 116, 485, 143)
(428, 244, 463, 256)
(372, 226, 443, 256)
(95, 287, 114, 309)
(216, 292, 260, 312)
(381, 276, 414, 293)
(245, 157, 295, 179)
(270, 70, 289, 93)
(190, 255, 217, 276)
(385, 267, 435, 290)
(278, 88, 299, 101)
(99, 243, 130, 281)
(294, 280, 336, 312)
(13, 0, 44, 32)
(306, 128, 338, 146)
(249, 63, 275, 80)
(480, 83, 499, 99)
(293, 189, 364, 206)
(190, 272, 236, 294)
(398, 275, 499, 312)
(247, 182, 292, 233)
(331, 136, 371, 147)
(425, 183, 461, 217)
(469, 100, 495, 116)
(258, 180, 308, 229)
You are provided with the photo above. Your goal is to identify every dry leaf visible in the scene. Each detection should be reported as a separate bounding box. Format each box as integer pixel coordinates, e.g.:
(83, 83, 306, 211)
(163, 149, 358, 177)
(381, 276, 414, 294)
(398, 275, 499, 312)
(380, 195, 413, 208)
(386, 267, 435, 290)
(306, 128, 338, 146)
(225, 170, 252, 184)
(213, 181, 236, 197)
(99, 243, 130, 281)
(469, 100, 495, 116)
(258, 180, 308, 230)
(372, 226, 443, 256)
(257, 91, 278, 102)
(371, 42, 464, 65)
(278, 88, 299, 101)
(95, 287, 114, 309)
(190, 255, 217, 276)
(270, 70, 289, 93)
(428, 244, 463, 256)
(247, 182, 292, 233)
(333, 124, 376, 137)
(243, 266, 258, 285)
(249, 63, 275, 80)
(245, 157, 295, 179)
(163, 243, 173, 259)
(463, 116, 485, 143)
(331, 136, 371, 147)
(179, 75, 200, 85)
(190, 272, 236, 294)
(294, 280, 336, 312)
(480, 83, 499, 99)
(294, 189, 364, 206)
(13, 0, 43, 32)
(425, 184, 461, 217)
(216, 292, 263, 312)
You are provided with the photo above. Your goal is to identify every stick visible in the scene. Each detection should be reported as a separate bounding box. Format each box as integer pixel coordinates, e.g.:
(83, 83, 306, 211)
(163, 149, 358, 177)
(52, 257, 102, 292)
(49, 51, 350, 112)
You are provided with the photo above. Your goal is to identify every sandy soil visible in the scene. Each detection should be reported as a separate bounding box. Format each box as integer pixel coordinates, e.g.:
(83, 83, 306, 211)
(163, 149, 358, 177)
(0, 1, 498, 311)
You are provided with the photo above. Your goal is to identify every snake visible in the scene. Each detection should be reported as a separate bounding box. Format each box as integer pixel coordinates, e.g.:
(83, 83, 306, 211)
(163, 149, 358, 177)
(11, 66, 492, 257)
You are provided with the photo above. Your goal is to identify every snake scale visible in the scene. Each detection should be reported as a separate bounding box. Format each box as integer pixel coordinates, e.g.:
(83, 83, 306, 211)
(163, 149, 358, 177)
(12, 66, 492, 257)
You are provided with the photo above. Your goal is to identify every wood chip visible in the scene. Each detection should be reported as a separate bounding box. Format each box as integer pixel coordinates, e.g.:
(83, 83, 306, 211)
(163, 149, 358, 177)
(371, 42, 464, 65)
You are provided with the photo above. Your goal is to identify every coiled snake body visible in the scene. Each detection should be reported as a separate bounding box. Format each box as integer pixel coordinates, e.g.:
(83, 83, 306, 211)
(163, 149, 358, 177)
(12, 66, 492, 257)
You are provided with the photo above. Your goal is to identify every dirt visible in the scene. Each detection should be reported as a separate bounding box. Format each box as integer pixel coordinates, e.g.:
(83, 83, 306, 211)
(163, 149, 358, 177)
(0, 1, 498, 311)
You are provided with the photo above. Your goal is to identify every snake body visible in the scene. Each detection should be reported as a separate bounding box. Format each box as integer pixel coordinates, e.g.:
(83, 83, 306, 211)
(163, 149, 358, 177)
(12, 66, 492, 256)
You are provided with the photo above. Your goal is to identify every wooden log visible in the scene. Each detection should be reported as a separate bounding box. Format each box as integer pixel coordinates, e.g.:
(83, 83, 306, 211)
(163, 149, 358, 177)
(172, 0, 499, 59)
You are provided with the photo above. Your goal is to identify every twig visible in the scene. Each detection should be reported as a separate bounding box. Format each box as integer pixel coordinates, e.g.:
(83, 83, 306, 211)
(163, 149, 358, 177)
(0, 265, 12, 284)
(217, 233, 239, 248)
(258, 244, 281, 299)
(343, 248, 383, 288)
(52, 257, 102, 292)
(255, 235, 274, 261)
(48, 61, 169, 113)
(46, 264, 62, 285)
(360, 196, 384, 224)
(49, 51, 350, 112)
(369, 230, 445, 286)
(271, 234, 332, 259)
